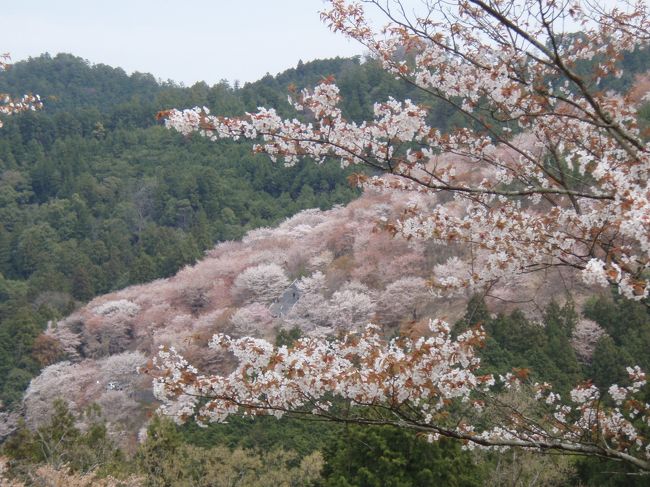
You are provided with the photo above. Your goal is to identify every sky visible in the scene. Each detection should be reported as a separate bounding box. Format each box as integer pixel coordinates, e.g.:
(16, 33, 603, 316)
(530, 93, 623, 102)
(1, 0, 386, 86)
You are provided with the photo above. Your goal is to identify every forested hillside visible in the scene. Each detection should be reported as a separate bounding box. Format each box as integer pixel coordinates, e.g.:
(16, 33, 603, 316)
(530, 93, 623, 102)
(9, 188, 649, 485)
(0, 53, 404, 406)
(0, 33, 649, 486)
(0, 50, 504, 407)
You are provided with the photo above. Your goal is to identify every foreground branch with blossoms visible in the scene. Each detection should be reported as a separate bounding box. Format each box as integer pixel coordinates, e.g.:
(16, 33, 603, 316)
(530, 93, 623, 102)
(155, 0, 650, 471)
(162, 0, 650, 299)
(151, 321, 650, 470)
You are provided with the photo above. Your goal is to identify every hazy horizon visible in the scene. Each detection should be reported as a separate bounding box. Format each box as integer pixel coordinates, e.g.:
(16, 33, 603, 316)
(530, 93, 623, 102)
(2, 0, 379, 86)
(11, 49, 370, 88)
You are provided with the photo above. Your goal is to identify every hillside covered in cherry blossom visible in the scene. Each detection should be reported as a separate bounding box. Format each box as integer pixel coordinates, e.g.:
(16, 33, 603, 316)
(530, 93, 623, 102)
(18, 182, 607, 449)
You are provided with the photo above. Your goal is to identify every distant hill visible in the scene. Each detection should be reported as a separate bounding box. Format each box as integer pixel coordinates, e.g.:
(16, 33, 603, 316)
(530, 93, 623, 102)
(0, 53, 408, 122)
(0, 53, 163, 113)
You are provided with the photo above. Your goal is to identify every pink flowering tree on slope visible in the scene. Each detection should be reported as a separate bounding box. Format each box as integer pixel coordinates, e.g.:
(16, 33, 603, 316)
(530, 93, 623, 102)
(0, 54, 41, 127)
(154, 0, 650, 470)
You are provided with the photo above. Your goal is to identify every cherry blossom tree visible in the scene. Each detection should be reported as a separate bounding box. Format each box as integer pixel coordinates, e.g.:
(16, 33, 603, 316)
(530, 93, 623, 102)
(230, 303, 275, 336)
(327, 281, 376, 329)
(284, 272, 332, 331)
(154, 0, 650, 471)
(571, 318, 606, 364)
(0, 54, 41, 127)
(163, 0, 649, 300)
(152, 322, 650, 470)
(378, 276, 429, 324)
(232, 263, 290, 305)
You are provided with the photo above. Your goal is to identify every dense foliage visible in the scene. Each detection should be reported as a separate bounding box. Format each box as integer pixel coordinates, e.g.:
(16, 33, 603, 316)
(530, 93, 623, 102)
(1, 48, 564, 407)
(157, 0, 650, 474)
(2, 42, 648, 407)
(0, 53, 427, 406)
(0, 8, 650, 480)
(4, 295, 648, 485)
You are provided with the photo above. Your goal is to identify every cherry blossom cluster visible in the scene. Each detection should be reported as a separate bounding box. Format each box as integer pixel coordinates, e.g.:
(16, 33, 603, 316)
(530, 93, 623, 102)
(156, 0, 650, 471)
(0, 54, 42, 128)
(152, 320, 489, 423)
(162, 0, 650, 299)
(92, 299, 141, 318)
(152, 322, 650, 470)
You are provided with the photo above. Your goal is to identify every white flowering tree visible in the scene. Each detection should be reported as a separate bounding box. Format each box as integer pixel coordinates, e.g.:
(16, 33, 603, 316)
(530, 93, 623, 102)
(327, 281, 376, 329)
(0, 54, 41, 127)
(232, 263, 290, 305)
(153, 0, 650, 471)
(378, 276, 429, 324)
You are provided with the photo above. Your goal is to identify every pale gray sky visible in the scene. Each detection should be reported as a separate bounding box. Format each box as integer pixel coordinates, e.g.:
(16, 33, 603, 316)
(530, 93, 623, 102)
(1, 1, 610, 86)
(1, 0, 380, 86)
